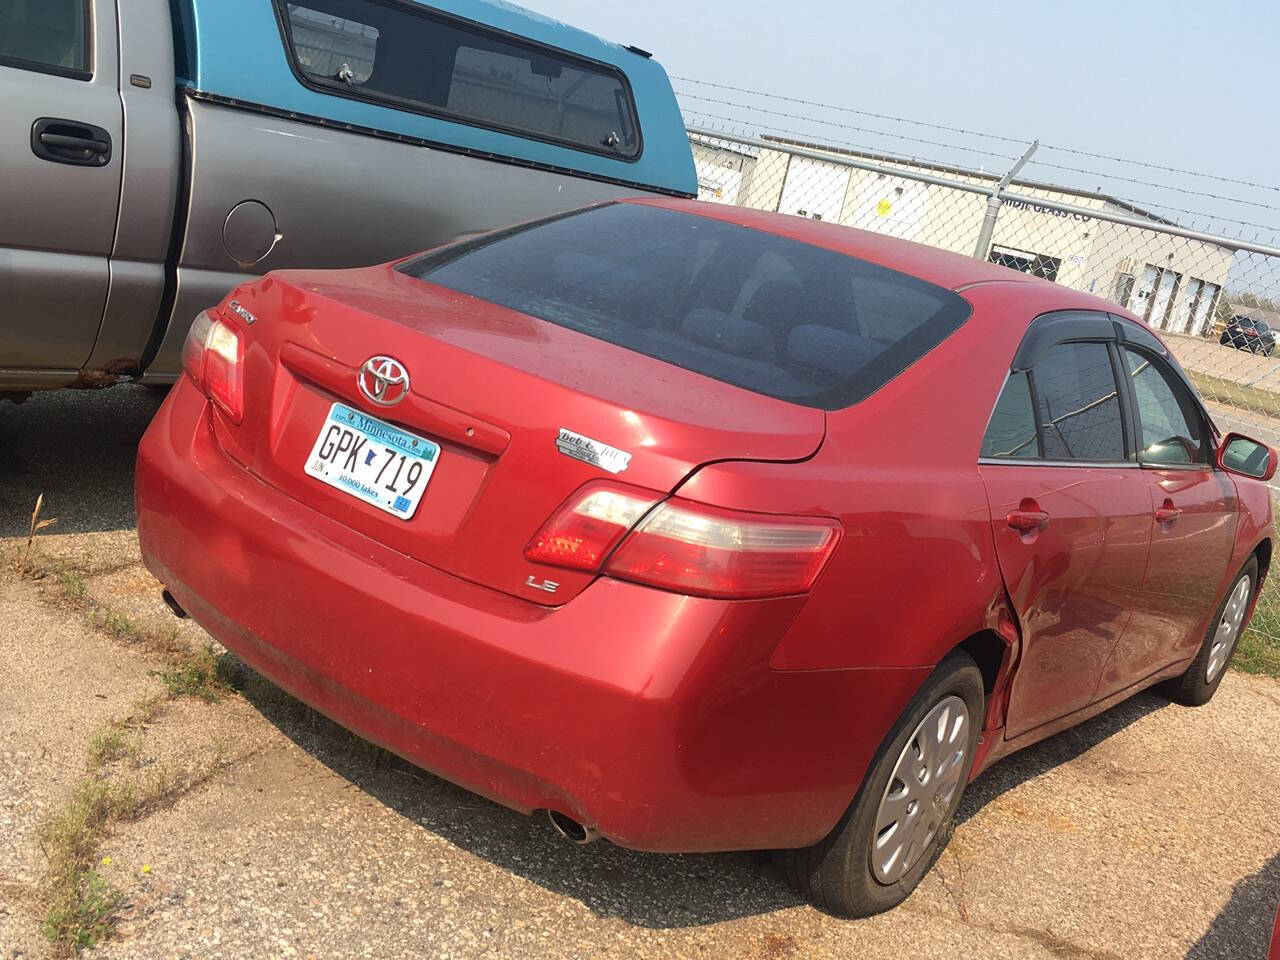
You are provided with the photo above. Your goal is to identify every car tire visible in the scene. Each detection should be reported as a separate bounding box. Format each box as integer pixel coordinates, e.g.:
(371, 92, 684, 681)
(1161, 557, 1258, 707)
(774, 652, 984, 917)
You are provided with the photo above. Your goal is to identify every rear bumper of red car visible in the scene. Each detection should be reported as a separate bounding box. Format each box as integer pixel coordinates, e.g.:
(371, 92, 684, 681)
(136, 379, 928, 852)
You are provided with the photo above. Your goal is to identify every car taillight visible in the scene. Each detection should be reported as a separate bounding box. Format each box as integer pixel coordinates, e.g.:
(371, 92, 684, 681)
(526, 483, 841, 600)
(524, 482, 661, 571)
(181, 309, 244, 423)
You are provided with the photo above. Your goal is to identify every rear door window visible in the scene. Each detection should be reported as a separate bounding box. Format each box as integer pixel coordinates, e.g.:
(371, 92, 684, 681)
(278, 0, 640, 159)
(1032, 342, 1126, 462)
(402, 203, 971, 410)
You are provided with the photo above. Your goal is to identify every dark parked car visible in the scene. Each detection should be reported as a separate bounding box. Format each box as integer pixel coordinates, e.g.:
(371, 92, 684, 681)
(1220, 316, 1276, 356)
(138, 199, 1276, 917)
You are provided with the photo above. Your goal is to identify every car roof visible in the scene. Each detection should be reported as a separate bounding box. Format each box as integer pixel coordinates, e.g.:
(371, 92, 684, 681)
(626, 197, 1121, 306)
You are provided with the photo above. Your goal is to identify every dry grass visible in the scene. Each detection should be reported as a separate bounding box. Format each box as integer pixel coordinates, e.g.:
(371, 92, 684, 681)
(156, 645, 234, 702)
(16, 494, 57, 578)
(1239, 571, 1280, 678)
(14, 549, 243, 952)
(1187, 370, 1280, 420)
(39, 687, 247, 954)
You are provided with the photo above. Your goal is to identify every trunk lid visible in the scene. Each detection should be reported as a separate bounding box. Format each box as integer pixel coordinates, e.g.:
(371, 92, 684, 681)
(210, 266, 826, 604)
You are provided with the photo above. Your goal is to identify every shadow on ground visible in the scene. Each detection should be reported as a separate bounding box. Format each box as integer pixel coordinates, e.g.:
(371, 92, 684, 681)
(0, 386, 165, 536)
(229, 651, 1178, 930)
(1186, 851, 1280, 959)
(230, 661, 803, 929)
(957, 691, 1166, 825)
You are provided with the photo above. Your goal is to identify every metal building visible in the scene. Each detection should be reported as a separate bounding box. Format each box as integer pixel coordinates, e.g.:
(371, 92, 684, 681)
(691, 134, 1236, 337)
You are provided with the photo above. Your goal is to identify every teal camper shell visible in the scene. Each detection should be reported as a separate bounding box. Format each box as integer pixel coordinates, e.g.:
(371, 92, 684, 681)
(169, 0, 698, 196)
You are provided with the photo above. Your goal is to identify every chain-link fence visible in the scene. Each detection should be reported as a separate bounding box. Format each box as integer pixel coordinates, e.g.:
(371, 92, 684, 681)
(687, 120, 1280, 662)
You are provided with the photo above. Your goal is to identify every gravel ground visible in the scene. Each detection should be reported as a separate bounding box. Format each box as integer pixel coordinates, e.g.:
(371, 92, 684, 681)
(3, 387, 1280, 960)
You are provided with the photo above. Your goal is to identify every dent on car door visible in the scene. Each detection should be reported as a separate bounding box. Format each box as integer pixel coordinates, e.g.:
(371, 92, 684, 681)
(1094, 346, 1237, 697)
(0, 0, 122, 379)
(978, 341, 1153, 739)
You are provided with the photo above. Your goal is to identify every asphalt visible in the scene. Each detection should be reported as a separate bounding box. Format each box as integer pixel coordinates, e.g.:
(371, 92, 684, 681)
(2, 386, 1280, 960)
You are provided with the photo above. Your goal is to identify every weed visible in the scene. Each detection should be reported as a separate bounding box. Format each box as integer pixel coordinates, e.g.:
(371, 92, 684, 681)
(87, 730, 127, 769)
(17, 493, 57, 578)
(42, 714, 253, 952)
(59, 572, 87, 603)
(156, 646, 231, 702)
(40, 781, 125, 954)
(42, 868, 119, 952)
(92, 608, 143, 644)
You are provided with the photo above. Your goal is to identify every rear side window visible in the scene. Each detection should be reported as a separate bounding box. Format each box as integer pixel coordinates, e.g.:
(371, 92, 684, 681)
(0, 0, 89, 77)
(1033, 342, 1126, 462)
(278, 0, 640, 159)
(981, 372, 1039, 459)
(402, 203, 971, 410)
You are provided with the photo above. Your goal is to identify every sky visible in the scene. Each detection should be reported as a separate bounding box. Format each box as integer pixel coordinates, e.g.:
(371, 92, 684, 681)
(524, 0, 1280, 241)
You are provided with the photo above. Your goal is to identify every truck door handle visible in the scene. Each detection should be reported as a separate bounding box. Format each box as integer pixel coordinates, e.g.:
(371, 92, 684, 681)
(1007, 510, 1050, 533)
(30, 117, 112, 166)
(1154, 500, 1181, 524)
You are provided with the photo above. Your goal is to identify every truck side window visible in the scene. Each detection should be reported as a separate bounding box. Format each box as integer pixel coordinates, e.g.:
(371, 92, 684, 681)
(282, 5, 379, 85)
(0, 0, 89, 77)
(278, 0, 640, 159)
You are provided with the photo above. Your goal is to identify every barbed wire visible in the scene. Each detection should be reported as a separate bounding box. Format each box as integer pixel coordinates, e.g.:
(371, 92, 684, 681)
(683, 109, 1011, 178)
(673, 75, 1030, 144)
(687, 115, 1280, 239)
(679, 90, 1280, 221)
(1021, 158, 1280, 216)
(677, 91, 1021, 165)
(672, 75, 1280, 196)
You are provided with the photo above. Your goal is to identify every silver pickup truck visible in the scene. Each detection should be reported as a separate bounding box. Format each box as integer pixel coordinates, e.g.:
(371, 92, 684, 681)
(0, 0, 696, 400)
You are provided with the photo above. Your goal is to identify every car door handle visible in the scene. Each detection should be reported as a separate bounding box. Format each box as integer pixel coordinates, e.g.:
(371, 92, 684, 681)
(1154, 502, 1181, 524)
(1007, 510, 1050, 533)
(30, 117, 112, 167)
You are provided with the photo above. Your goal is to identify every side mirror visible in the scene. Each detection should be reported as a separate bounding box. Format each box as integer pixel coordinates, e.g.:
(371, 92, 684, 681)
(1217, 432, 1278, 481)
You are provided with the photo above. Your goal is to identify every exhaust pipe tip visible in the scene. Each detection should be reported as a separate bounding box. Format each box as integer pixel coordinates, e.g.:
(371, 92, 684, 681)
(161, 589, 188, 620)
(546, 809, 601, 845)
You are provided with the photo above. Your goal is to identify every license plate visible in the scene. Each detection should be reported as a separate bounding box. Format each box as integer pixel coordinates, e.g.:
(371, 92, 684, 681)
(304, 403, 440, 519)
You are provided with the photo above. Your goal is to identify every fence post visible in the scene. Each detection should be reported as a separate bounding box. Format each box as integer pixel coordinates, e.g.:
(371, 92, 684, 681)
(972, 139, 1039, 261)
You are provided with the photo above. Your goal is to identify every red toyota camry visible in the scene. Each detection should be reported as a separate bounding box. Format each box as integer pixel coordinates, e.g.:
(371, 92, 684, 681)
(136, 198, 1275, 917)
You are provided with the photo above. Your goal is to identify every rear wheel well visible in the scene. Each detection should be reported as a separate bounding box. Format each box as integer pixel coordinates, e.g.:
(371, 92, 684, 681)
(956, 630, 1006, 697)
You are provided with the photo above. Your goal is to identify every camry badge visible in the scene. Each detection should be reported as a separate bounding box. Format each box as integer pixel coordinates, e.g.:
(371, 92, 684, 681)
(227, 299, 257, 325)
(358, 356, 410, 407)
(555, 428, 632, 474)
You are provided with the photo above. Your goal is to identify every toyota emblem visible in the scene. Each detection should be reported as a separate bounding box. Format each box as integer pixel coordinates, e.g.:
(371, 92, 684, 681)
(358, 356, 410, 406)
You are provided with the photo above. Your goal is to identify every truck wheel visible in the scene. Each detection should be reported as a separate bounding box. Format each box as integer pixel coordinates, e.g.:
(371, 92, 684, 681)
(774, 652, 983, 917)
(1161, 557, 1257, 706)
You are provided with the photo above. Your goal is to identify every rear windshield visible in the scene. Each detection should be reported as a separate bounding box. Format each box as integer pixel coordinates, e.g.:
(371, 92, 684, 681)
(401, 204, 970, 410)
